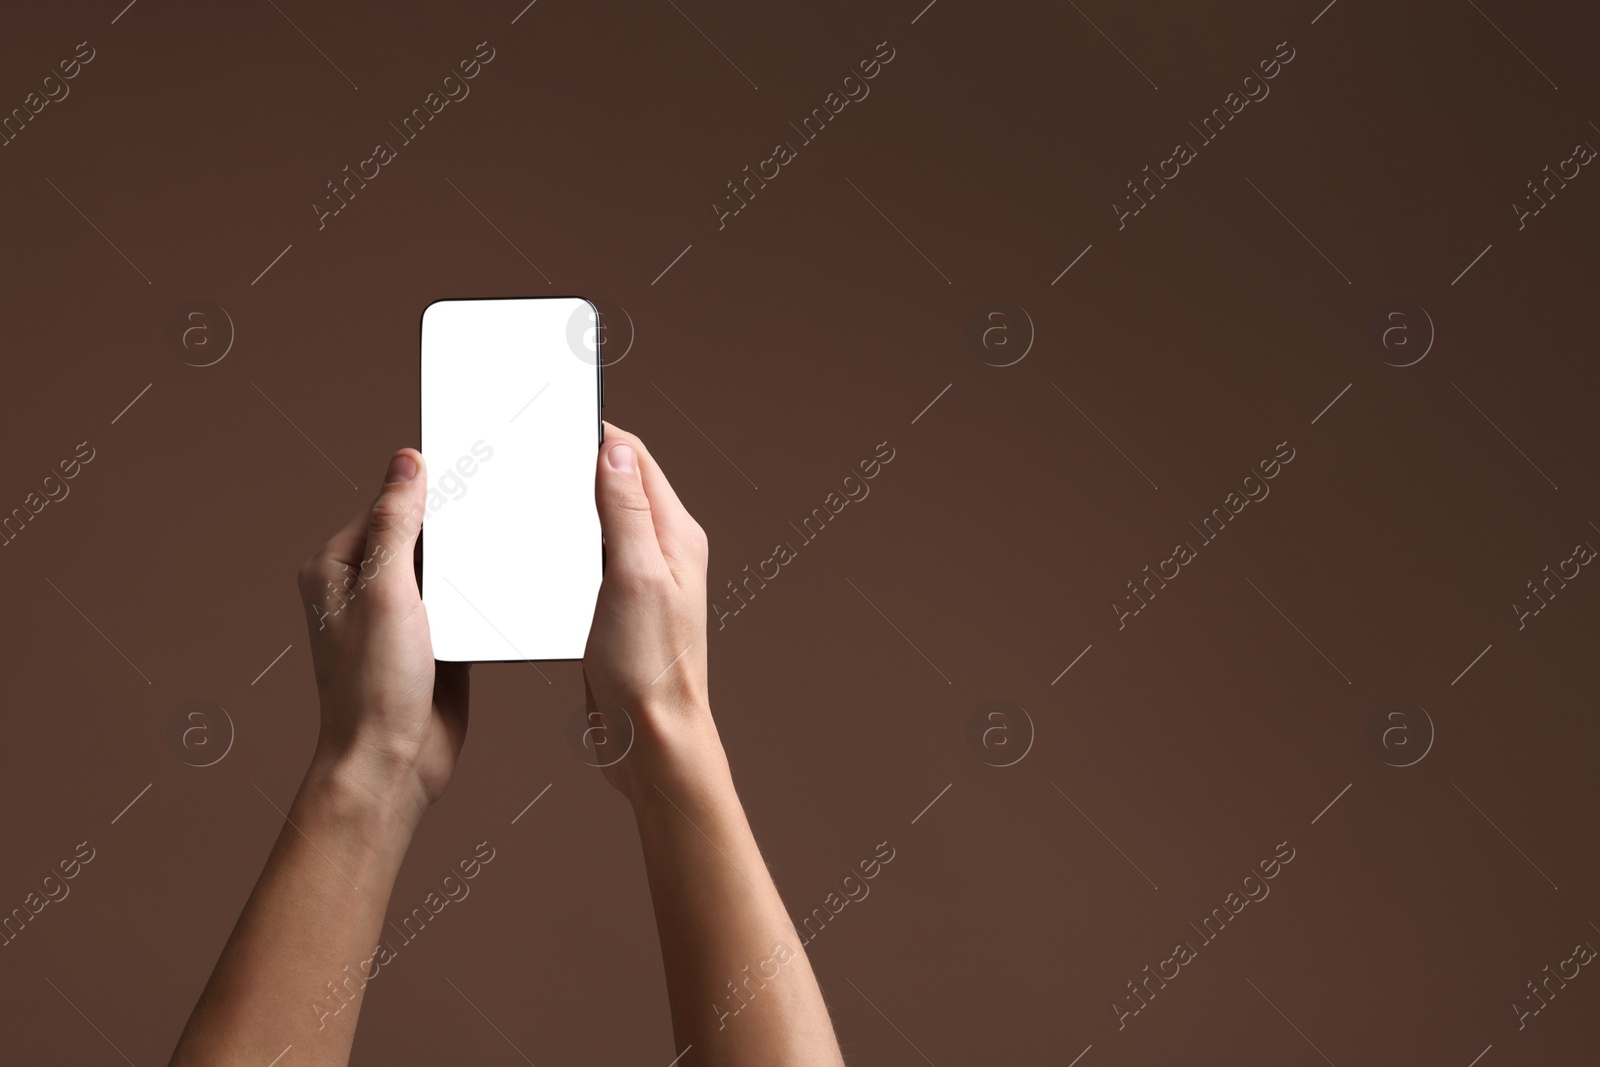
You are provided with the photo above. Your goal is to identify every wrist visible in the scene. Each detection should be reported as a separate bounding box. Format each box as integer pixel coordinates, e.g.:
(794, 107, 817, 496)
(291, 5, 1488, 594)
(616, 698, 732, 811)
(305, 737, 431, 840)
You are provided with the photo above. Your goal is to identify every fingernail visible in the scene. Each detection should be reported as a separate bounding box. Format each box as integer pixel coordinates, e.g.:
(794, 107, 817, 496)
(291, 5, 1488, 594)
(386, 453, 417, 483)
(608, 443, 635, 473)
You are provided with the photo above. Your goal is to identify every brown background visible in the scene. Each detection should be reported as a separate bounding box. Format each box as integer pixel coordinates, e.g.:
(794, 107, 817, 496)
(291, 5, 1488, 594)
(2, 0, 1598, 1063)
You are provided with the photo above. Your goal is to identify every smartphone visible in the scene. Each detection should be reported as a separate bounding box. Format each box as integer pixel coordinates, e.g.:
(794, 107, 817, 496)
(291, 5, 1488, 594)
(419, 296, 603, 662)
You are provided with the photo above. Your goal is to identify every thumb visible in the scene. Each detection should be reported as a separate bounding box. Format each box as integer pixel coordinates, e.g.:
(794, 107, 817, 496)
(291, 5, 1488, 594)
(596, 438, 664, 579)
(363, 448, 427, 597)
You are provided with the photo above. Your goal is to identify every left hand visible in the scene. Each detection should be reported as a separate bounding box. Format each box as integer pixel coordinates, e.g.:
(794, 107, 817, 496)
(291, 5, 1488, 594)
(296, 449, 469, 825)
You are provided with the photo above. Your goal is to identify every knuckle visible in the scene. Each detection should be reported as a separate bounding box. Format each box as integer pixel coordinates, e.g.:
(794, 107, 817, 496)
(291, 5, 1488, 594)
(369, 494, 418, 533)
(612, 484, 653, 514)
(667, 521, 708, 563)
(638, 566, 677, 597)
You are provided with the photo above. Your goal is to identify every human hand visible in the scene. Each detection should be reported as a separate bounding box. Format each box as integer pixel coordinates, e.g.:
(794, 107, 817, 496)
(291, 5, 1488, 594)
(582, 422, 716, 801)
(297, 449, 469, 827)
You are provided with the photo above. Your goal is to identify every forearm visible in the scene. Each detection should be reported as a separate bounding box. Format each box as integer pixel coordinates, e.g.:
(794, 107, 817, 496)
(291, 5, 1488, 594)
(629, 713, 845, 1067)
(170, 748, 421, 1067)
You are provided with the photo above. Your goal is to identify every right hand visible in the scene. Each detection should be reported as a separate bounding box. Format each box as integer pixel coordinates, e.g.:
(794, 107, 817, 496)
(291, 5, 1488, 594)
(582, 422, 715, 800)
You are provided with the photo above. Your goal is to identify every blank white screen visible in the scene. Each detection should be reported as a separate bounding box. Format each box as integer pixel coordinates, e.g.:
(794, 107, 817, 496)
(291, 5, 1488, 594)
(420, 297, 602, 661)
